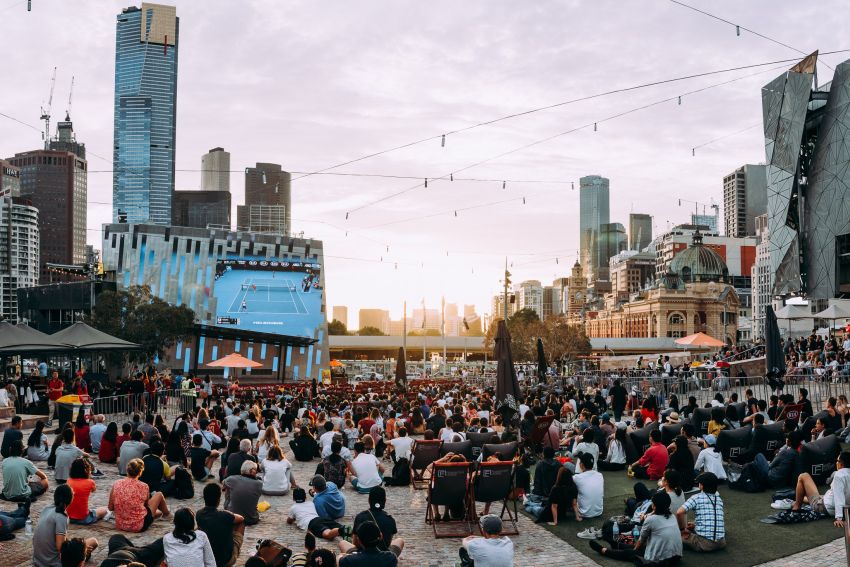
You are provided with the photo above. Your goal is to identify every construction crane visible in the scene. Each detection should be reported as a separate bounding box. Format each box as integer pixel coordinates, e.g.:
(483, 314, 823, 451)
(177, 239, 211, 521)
(677, 197, 720, 232)
(39, 66, 57, 149)
(65, 76, 74, 120)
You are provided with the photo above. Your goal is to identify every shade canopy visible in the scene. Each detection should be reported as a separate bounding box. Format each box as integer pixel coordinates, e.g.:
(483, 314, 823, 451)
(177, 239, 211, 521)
(774, 304, 813, 320)
(51, 322, 141, 351)
(674, 332, 725, 347)
(206, 352, 262, 368)
(0, 321, 68, 353)
(813, 304, 850, 320)
(329, 359, 345, 368)
(395, 347, 406, 391)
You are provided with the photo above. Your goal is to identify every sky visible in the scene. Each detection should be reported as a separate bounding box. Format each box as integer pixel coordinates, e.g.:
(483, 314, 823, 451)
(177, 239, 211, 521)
(1, 0, 848, 329)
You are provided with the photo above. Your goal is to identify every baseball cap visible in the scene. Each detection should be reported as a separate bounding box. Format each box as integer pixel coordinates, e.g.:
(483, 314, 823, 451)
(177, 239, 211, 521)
(703, 434, 717, 446)
(479, 514, 503, 535)
(310, 474, 327, 491)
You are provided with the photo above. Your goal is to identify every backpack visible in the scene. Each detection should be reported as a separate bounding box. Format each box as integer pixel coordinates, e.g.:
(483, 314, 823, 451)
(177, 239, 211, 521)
(383, 457, 411, 486)
(173, 466, 195, 500)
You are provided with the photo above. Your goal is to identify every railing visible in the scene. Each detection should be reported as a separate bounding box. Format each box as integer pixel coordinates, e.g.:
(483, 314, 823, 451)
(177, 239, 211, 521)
(89, 389, 188, 423)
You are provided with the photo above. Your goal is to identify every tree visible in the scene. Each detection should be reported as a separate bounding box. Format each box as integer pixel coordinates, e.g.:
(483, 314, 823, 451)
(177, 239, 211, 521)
(542, 315, 592, 366)
(357, 326, 386, 336)
(328, 319, 349, 335)
(407, 329, 441, 336)
(483, 310, 591, 364)
(483, 308, 543, 361)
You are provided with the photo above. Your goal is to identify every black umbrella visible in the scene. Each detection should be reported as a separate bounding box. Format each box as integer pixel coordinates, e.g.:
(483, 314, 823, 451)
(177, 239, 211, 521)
(495, 320, 521, 423)
(536, 337, 548, 379)
(395, 347, 407, 391)
(765, 305, 786, 391)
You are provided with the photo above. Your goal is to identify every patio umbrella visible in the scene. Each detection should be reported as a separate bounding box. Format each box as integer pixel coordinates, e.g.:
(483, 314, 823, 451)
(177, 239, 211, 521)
(813, 304, 850, 335)
(674, 332, 725, 348)
(765, 305, 786, 388)
(494, 320, 521, 424)
(715, 360, 731, 368)
(207, 352, 261, 380)
(329, 359, 345, 368)
(536, 337, 548, 379)
(395, 347, 406, 391)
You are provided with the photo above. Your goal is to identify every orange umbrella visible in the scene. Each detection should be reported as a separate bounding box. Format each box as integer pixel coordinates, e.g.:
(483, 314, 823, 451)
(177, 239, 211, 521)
(674, 332, 725, 348)
(329, 359, 345, 368)
(206, 352, 262, 368)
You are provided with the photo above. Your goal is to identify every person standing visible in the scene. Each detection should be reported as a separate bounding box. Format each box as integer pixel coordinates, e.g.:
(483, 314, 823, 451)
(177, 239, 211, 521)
(608, 379, 628, 422)
(47, 371, 64, 426)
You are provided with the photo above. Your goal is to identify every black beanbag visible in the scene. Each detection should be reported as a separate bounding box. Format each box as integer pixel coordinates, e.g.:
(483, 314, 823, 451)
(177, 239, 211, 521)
(691, 407, 713, 437)
(801, 434, 840, 485)
(717, 424, 752, 462)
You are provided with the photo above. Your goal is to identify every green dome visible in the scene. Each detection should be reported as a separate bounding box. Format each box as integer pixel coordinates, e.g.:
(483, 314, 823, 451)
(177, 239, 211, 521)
(669, 231, 729, 283)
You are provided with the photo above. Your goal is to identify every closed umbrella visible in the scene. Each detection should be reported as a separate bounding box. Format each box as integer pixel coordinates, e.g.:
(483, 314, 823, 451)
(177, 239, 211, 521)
(765, 305, 786, 391)
(395, 347, 407, 392)
(536, 337, 548, 380)
(495, 320, 521, 426)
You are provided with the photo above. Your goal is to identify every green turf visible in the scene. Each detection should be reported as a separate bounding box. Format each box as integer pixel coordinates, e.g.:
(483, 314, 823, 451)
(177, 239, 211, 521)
(526, 468, 842, 566)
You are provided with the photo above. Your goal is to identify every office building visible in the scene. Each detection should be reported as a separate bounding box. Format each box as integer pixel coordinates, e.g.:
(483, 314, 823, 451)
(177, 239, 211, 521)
(723, 164, 767, 237)
(600, 222, 627, 270)
(7, 147, 87, 281)
(0, 196, 39, 322)
(172, 190, 231, 229)
(0, 160, 21, 197)
(412, 308, 441, 332)
(751, 214, 772, 339)
(113, 3, 179, 225)
(629, 213, 652, 251)
(237, 163, 292, 236)
(50, 113, 87, 159)
(579, 175, 610, 285)
(654, 224, 756, 281)
(332, 306, 348, 327)
(517, 280, 544, 318)
(609, 250, 656, 303)
(359, 309, 390, 334)
(491, 293, 517, 321)
(763, 52, 850, 299)
(201, 147, 230, 192)
(691, 213, 719, 234)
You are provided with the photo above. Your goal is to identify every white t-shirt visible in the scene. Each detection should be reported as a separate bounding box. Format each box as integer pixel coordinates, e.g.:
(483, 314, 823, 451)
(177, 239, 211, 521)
(318, 431, 337, 454)
(694, 448, 727, 480)
(572, 442, 599, 470)
(350, 453, 383, 489)
(288, 500, 319, 530)
(465, 536, 514, 567)
(261, 458, 292, 493)
(574, 469, 604, 518)
(390, 436, 414, 460)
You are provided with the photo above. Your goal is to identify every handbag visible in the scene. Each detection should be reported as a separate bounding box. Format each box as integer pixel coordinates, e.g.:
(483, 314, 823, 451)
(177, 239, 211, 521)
(255, 539, 292, 567)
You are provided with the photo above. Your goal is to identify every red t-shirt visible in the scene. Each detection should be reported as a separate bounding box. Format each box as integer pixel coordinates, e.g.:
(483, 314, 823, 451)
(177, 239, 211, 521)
(99, 438, 117, 463)
(75, 425, 92, 453)
(638, 442, 669, 480)
(115, 434, 130, 455)
(66, 478, 96, 520)
(358, 418, 375, 435)
(48, 378, 64, 401)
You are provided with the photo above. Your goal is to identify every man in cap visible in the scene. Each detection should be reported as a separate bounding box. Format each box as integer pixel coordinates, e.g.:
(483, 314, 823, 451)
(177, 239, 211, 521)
(676, 472, 726, 552)
(459, 514, 514, 567)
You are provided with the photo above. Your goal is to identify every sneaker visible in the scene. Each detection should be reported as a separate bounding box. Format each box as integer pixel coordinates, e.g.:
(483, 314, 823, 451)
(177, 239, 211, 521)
(103, 510, 114, 522)
(91, 470, 106, 478)
(770, 499, 794, 510)
(577, 527, 600, 540)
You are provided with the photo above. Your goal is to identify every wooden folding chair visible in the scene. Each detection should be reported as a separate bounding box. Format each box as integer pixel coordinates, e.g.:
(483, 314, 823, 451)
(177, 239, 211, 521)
(524, 415, 556, 452)
(426, 461, 473, 538)
(410, 439, 443, 489)
(470, 461, 519, 535)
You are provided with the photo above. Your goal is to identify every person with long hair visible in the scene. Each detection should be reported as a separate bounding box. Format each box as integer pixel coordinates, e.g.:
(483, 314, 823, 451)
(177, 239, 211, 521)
(256, 425, 280, 462)
(659, 469, 686, 529)
(599, 426, 627, 471)
(108, 458, 170, 533)
(66, 457, 110, 525)
(98, 422, 119, 463)
(261, 445, 296, 496)
(163, 508, 216, 567)
(32, 484, 99, 567)
(26, 419, 50, 461)
(543, 467, 579, 526)
(166, 428, 189, 467)
(667, 435, 695, 491)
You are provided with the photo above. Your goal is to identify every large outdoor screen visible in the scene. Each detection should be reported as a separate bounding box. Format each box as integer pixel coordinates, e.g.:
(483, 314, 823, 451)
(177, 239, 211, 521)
(212, 256, 323, 337)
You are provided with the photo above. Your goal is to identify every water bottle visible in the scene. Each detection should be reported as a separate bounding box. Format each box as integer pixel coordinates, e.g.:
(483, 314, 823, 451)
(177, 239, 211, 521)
(24, 518, 32, 537)
(632, 524, 641, 539)
(612, 522, 619, 539)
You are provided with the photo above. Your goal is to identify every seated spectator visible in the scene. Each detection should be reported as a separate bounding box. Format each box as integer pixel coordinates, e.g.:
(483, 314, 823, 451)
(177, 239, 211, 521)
(163, 508, 217, 567)
(1, 439, 49, 501)
(89, 415, 107, 454)
(318, 421, 337, 457)
(707, 407, 726, 437)
(118, 430, 149, 476)
(286, 487, 350, 541)
(667, 435, 695, 491)
(343, 487, 404, 558)
(311, 474, 345, 519)
(140, 440, 173, 495)
(0, 415, 23, 458)
(225, 439, 256, 478)
(66, 457, 110, 525)
(694, 435, 727, 482)
(290, 426, 319, 462)
(629, 429, 668, 480)
(785, 451, 850, 528)
(223, 460, 263, 526)
(26, 420, 50, 462)
(753, 431, 802, 490)
(190, 434, 220, 481)
(197, 419, 222, 451)
(58, 537, 91, 567)
(99, 534, 165, 567)
(73, 413, 92, 453)
(677, 472, 726, 552)
(337, 520, 397, 566)
(33, 484, 98, 567)
(196, 483, 245, 567)
(321, 441, 348, 487)
(99, 422, 120, 464)
(256, 425, 280, 463)
(527, 466, 578, 525)
(459, 515, 513, 567)
(108, 458, 170, 533)
(573, 452, 604, 521)
(387, 427, 413, 463)
(599, 426, 628, 471)
(571, 428, 599, 471)
(811, 417, 832, 441)
(115, 422, 132, 456)
(261, 445, 295, 495)
(348, 441, 385, 494)
(54, 428, 87, 484)
(0, 502, 29, 540)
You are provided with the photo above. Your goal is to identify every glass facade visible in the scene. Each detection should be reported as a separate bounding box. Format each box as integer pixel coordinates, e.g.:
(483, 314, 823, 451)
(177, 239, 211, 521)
(579, 175, 610, 284)
(113, 4, 178, 225)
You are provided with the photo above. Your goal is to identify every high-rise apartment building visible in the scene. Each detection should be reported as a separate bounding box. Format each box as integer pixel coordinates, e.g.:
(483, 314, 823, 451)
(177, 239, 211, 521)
(358, 309, 390, 334)
(113, 3, 179, 225)
(0, 196, 39, 322)
(579, 175, 610, 285)
(491, 293, 517, 321)
(751, 214, 772, 339)
(237, 163, 292, 236)
(517, 280, 544, 318)
(723, 164, 767, 238)
(629, 213, 652, 251)
(8, 146, 87, 281)
(609, 250, 656, 303)
(0, 160, 21, 197)
(332, 306, 348, 328)
(201, 147, 230, 192)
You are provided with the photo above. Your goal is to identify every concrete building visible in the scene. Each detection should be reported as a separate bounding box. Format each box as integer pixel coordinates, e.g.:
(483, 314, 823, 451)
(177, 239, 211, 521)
(517, 280, 544, 318)
(412, 308, 441, 333)
(579, 175, 610, 285)
(609, 250, 655, 303)
(0, 196, 39, 322)
(113, 3, 179, 226)
(7, 146, 87, 281)
(491, 293, 517, 321)
(599, 222, 627, 277)
(237, 163, 292, 236)
(359, 309, 390, 334)
(653, 224, 756, 280)
(172, 190, 231, 229)
(0, 160, 21, 197)
(691, 213, 719, 235)
(723, 164, 767, 237)
(201, 147, 230, 192)
(629, 213, 652, 251)
(751, 214, 772, 339)
(551, 277, 569, 317)
(332, 306, 348, 327)
(444, 303, 460, 336)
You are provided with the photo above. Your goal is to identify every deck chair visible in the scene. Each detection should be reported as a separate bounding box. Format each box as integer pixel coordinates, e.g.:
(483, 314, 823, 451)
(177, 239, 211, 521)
(482, 441, 518, 461)
(755, 421, 786, 460)
(470, 461, 518, 535)
(525, 415, 556, 450)
(776, 403, 804, 426)
(410, 439, 443, 489)
(426, 462, 473, 538)
(801, 434, 840, 485)
(467, 431, 500, 461)
(441, 440, 474, 461)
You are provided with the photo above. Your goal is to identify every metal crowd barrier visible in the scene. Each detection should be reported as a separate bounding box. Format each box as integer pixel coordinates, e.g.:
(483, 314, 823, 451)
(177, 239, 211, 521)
(90, 389, 187, 423)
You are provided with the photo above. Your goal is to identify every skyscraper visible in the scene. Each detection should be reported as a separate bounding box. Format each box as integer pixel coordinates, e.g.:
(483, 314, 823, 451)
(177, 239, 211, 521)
(113, 3, 179, 226)
(723, 164, 767, 238)
(579, 175, 610, 284)
(201, 147, 230, 192)
(629, 213, 652, 251)
(237, 163, 292, 236)
(0, 196, 39, 322)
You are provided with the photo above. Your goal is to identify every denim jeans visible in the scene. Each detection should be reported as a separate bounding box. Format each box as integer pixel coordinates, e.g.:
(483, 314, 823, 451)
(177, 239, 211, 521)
(753, 453, 769, 480)
(0, 506, 28, 535)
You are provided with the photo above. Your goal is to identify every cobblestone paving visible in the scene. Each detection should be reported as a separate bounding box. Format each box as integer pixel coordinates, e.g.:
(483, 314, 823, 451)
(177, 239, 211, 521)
(0, 443, 601, 566)
(754, 537, 846, 566)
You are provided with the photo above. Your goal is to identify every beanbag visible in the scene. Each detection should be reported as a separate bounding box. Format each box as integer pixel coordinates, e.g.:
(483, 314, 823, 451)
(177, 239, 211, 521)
(800, 434, 840, 485)
(717, 424, 752, 462)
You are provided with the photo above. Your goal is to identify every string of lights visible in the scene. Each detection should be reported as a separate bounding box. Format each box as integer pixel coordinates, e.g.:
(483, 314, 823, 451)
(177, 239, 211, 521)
(690, 123, 762, 156)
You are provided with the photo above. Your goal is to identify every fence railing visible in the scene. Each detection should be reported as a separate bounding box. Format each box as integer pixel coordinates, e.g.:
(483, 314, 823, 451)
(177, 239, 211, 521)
(90, 389, 189, 423)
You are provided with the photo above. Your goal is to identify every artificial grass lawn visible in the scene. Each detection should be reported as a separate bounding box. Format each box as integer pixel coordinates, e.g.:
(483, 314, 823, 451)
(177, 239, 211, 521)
(527, 469, 841, 567)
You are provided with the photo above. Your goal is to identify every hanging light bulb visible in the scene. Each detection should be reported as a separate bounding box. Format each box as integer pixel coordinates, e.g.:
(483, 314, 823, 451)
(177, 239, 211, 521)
(441, 134, 446, 147)
(450, 173, 453, 181)
(692, 148, 695, 157)
(394, 263, 398, 270)
(502, 180, 506, 189)
(572, 182, 575, 190)
(736, 25, 740, 36)
(454, 210, 457, 217)
(424, 178, 428, 188)
(678, 96, 682, 105)
(594, 122, 597, 132)
(522, 197, 526, 204)
(345, 212, 349, 220)
(386, 245, 389, 253)
(345, 231, 348, 237)
(556, 257, 559, 264)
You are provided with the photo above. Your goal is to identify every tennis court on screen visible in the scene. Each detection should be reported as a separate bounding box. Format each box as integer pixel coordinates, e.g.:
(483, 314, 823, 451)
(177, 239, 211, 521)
(226, 277, 307, 314)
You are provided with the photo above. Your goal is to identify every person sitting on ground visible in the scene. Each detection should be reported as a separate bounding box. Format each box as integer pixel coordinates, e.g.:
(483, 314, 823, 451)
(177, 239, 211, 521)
(459, 515, 513, 567)
(706, 407, 726, 438)
(108, 458, 170, 533)
(528, 446, 560, 506)
(54, 428, 88, 484)
(286, 487, 350, 541)
(311, 474, 345, 520)
(223, 460, 263, 526)
(752, 431, 802, 490)
(196, 482, 245, 567)
(348, 441, 385, 494)
(2, 438, 49, 502)
(810, 417, 832, 441)
(140, 440, 174, 495)
(629, 429, 668, 481)
(119, 430, 149, 476)
(668, 423, 700, 462)
(599, 425, 628, 471)
(26, 420, 51, 462)
(58, 537, 91, 567)
(89, 414, 107, 455)
(163, 508, 217, 567)
(338, 486, 405, 560)
(197, 419, 222, 452)
(694, 435, 727, 482)
(338, 519, 398, 567)
(99, 422, 120, 464)
(784, 451, 850, 527)
(574, 452, 604, 522)
(533, 466, 579, 526)
(0, 499, 30, 540)
(290, 426, 319, 462)
(116, 422, 132, 454)
(33, 484, 98, 567)
(73, 413, 92, 454)
(98, 534, 165, 567)
(667, 435, 695, 491)
(677, 472, 726, 552)
(225, 439, 256, 478)
(387, 426, 413, 463)
(256, 425, 280, 463)
(261, 445, 296, 495)
(138, 414, 156, 445)
(317, 421, 337, 457)
(0, 415, 23, 459)
(190, 434, 220, 481)
(66, 457, 110, 526)
(321, 440, 348, 488)
(290, 533, 317, 567)
(572, 428, 600, 471)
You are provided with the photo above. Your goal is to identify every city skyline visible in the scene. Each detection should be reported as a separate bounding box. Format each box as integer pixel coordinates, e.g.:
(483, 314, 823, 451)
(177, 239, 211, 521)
(1, 1, 848, 319)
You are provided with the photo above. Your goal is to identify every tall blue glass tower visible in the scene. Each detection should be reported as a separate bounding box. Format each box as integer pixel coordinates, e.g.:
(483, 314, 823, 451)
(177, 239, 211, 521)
(113, 3, 178, 225)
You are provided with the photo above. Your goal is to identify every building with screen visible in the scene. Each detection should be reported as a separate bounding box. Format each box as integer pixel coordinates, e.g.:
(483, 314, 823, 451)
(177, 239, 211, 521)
(101, 223, 327, 381)
(113, 3, 179, 225)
